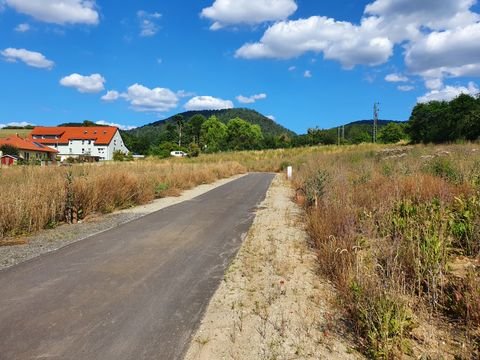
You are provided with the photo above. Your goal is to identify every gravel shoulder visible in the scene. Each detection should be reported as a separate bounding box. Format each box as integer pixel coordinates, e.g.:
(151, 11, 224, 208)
(184, 174, 364, 360)
(0, 173, 246, 271)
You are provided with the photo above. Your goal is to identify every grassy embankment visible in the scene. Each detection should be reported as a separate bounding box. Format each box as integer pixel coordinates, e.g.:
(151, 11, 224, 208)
(292, 144, 480, 358)
(0, 161, 245, 241)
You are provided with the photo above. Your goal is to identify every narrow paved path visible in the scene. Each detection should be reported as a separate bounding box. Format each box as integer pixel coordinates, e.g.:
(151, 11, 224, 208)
(0, 173, 275, 360)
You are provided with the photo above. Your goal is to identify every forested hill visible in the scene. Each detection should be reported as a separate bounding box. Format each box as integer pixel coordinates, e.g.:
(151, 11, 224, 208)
(133, 108, 296, 137)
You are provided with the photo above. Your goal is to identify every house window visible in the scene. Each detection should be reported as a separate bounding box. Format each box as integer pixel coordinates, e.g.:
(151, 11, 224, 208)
(88, 140, 91, 145)
(69, 148, 72, 153)
(82, 148, 85, 154)
(82, 140, 84, 145)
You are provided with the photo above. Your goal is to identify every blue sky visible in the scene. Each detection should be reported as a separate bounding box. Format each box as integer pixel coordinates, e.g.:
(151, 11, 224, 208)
(1, 0, 479, 134)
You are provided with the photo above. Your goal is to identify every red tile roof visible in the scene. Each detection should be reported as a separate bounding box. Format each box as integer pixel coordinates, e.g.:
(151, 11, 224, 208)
(30, 126, 118, 146)
(0, 134, 58, 153)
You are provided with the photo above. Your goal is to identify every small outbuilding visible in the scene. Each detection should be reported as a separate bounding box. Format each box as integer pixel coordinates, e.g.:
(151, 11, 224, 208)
(1, 154, 18, 166)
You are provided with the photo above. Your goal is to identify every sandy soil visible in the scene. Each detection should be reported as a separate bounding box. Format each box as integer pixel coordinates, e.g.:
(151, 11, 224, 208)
(184, 174, 363, 360)
(0, 174, 247, 271)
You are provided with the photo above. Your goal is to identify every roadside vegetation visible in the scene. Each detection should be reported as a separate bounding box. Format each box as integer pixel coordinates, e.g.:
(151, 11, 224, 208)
(293, 144, 480, 358)
(0, 161, 245, 241)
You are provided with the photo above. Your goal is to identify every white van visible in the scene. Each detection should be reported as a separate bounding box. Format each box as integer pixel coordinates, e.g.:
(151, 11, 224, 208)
(170, 151, 188, 157)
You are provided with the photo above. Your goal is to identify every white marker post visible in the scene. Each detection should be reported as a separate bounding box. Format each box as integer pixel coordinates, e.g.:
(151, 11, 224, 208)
(287, 166, 293, 180)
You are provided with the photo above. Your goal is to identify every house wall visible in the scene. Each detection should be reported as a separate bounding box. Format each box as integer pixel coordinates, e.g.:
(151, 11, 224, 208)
(20, 151, 55, 162)
(51, 130, 129, 161)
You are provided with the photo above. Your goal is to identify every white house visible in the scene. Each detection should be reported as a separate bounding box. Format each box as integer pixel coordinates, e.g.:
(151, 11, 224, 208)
(30, 126, 129, 161)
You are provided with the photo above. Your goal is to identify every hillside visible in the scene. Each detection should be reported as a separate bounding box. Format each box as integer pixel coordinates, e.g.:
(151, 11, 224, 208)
(0, 128, 33, 139)
(130, 108, 296, 137)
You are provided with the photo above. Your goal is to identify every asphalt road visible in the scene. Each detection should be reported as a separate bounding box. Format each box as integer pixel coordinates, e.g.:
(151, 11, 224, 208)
(0, 173, 275, 360)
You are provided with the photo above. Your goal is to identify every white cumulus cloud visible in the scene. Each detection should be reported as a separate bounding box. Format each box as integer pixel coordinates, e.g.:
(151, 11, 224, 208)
(385, 73, 409, 82)
(5, 0, 99, 25)
(234, 0, 480, 80)
(1, 48, 54, 69)
(266, 115, 276, 121)
(235, 16, 393, 69)
(0, 121, 34, 128)
(418, 82, 479, 103)
(304, 70, 312, 78)
(201, 0, 297, 29)
(405, 22, 480, 80)
(184, 96, 234, 111)
(123, 84, 179, 112)
(236, 93, 267, 104)
(60, 73, 105, 93)
(95, 120, 137, 131)
(101, 90, 121, 102)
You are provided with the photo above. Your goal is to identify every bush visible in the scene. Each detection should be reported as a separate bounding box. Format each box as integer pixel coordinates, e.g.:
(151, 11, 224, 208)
(188, 143, 200, 157)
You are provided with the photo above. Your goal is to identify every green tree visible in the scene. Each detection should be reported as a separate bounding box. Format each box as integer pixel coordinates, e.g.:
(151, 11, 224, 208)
(0, 144, 19, 156)
(200, 116, 227, 152)
(378, 123, 407, 143)
(187, 114, 206, 145)
(226, 118, 263, 150)
(174, 115, 185, 147)
(349, 127, 371, 144)
(113, 150, 127, 161)
(149, 141, 186, 158)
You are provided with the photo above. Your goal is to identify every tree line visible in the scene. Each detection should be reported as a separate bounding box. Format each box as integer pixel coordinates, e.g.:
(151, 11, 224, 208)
(123, 115, 276, 157)
(407, 93, 480, 143)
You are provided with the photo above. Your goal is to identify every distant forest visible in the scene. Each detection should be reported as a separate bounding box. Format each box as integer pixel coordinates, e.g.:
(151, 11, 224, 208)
(121, 108, 409, 155)
(5, 94, 479, 156)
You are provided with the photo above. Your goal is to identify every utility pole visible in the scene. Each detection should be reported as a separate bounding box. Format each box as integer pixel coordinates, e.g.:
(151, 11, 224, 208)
(373, 102, 380, 143)
(342, 125, 345, 142)
(337, 127, 341, 146)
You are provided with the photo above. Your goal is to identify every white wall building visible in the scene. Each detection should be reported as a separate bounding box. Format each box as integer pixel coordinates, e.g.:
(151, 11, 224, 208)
(30, 126, 129, 161)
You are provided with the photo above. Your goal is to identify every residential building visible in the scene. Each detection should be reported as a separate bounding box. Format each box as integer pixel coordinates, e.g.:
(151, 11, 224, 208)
(0, 134, 58, 163)
(30, 126, 129, 161)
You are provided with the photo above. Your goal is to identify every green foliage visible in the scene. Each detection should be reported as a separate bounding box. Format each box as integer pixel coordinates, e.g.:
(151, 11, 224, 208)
(378, 122, 408, 143)
(125, 108, 295, 154)
(389, 199, 451, 307)
(449, 196, 480, 256)
(425, 157, 461, 183)
(186, 114, 206, 145)
(302, 169, 329, 207)
(188, 143, 200, 157)
(407, 94, 480, 143)
(226, 118, 263, 150)
(149, 141, 185, 158)
(200, 116, 227, 152)
(113, 150, 131, 161)
(353, 290, 413, 359)
(0, 144, 19, 156)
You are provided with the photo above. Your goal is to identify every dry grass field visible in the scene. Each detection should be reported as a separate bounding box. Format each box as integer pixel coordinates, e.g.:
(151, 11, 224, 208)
(292, 144, 480, 358)
(1, 143, 478, 359)
(0, 160, 245, 240)
(0, 129, 32, 139)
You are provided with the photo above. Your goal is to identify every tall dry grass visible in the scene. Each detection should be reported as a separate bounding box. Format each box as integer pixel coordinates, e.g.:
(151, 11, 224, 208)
(294, 144, 480, 358)
(0, 160, 245, 240)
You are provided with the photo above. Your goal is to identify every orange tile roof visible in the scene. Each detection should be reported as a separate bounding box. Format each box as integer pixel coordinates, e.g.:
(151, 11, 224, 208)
(30, 126, 118, 145)
(0, 134, 58, 153)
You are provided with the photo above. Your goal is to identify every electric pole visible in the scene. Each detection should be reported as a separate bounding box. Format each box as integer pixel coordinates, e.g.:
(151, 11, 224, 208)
(373, 102, 380, 143)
